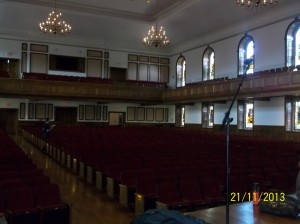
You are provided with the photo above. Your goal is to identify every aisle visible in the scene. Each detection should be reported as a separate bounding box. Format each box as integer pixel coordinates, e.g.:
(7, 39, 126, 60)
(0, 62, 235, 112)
(15, 135, 135, 224)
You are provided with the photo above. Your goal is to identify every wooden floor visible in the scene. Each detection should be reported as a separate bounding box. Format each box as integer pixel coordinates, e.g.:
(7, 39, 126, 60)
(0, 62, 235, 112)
(188, 201, 300, 224)
(14, 135, 135, 224)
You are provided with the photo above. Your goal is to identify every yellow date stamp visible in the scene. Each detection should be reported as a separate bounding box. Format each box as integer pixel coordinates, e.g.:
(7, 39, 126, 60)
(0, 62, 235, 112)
(230, 192, 286, 203)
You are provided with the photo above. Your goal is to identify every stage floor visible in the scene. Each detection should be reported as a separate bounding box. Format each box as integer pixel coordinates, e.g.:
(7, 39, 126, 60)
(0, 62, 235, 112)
(188, 201, 300, 224)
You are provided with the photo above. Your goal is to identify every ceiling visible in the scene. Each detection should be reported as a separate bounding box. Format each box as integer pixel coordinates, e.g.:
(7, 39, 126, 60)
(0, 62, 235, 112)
(0, 0, 299, 55)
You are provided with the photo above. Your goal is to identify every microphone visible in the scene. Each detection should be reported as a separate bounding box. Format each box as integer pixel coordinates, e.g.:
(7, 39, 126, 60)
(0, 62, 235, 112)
(244, 58, 253, 71)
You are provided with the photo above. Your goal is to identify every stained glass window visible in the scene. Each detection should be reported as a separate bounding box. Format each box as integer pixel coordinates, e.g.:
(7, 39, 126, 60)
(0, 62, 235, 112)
(286, 18, 300, 68)
(176, 55, 186, 87)
(202, 47, 215, 81)
(237, 100, 253, 130)
(238, 34, 254, 75)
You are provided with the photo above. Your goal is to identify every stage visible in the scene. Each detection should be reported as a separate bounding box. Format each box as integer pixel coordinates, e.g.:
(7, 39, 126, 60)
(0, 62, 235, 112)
(188, 201, 300, 224)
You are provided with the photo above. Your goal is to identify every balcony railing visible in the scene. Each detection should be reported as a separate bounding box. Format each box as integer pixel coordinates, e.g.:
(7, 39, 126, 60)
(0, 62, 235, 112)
(0, 70, 299, 103)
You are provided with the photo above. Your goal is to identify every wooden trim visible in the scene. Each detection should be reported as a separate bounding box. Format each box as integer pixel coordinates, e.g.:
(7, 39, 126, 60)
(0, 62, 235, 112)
(137, 107, 145, 121)
(35, 103, 47, 119)
(78, 105, 84, 120)
(128, 54, 138, 61)
(146, 107, 154, 121)
(28, 103, 34, 119)
(19, 103, 26, 119)
(21, 52, 27, 73)
(127, 107, 136, 121)
(103, 106, 108, 121)
(87, 50, 103, 58)
(85, 105, 96, 120)
(164, 108, 168, 122)
(96, 106, 101, 120)
(150, 57, 159, 63)
(139, 56, 149, 62)
(48, 104, 53, 120)
(30, 44, 48, 52)
(22, 43, 28, 51)
(155, 108, 164, 122)
(160, 58, 169, 64)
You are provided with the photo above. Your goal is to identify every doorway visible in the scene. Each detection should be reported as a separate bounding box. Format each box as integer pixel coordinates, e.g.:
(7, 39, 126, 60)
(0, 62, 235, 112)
(0, 109, 18, 134)
(55, 107, 77, 125)
(108, 112, 124, 126)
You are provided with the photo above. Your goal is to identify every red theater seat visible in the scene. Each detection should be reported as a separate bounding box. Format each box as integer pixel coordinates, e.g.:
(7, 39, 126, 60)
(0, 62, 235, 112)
(35, 184, 70, 224)
(5, 187, 40, 224)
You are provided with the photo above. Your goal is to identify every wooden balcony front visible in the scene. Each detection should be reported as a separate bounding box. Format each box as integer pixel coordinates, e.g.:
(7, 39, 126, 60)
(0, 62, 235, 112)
(163, 70, 300, 103)
(0, 78, 163, 103)
(0, 70, 300, 103)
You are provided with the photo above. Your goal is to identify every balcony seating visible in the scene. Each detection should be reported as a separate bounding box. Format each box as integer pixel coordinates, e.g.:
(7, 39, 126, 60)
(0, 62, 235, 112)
(22, 72, 113, 85)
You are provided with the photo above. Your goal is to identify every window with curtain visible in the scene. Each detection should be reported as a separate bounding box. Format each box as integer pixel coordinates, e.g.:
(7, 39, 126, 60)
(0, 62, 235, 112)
(202, 47, 215, 81)
(238, 34, 254, 75)
(176, 55, 186, 87)
(286, 18, 300, 68)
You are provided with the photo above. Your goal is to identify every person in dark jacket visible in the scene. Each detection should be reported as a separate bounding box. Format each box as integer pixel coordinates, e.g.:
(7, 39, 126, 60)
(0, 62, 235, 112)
(42, 118, 55, 153)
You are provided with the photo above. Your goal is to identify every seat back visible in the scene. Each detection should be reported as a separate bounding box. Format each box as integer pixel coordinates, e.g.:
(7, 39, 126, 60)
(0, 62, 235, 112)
(6, 187, 35, 211)
(35, 183, 62, 206)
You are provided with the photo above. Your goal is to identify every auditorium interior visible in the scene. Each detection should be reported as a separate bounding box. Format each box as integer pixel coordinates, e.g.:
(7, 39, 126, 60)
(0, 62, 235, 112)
(0, 0, 300, 223)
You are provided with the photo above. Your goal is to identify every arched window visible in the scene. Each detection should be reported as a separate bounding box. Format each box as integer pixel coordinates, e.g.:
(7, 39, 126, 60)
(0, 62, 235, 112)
(238, 34, 254, 75)
(176, 55, 186, 87)
(285, 18, 300, 68)
(202, 47, 215, 81)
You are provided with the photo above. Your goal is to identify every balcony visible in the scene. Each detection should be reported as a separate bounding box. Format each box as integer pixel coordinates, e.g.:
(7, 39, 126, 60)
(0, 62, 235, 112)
(0, 69, 299, 103)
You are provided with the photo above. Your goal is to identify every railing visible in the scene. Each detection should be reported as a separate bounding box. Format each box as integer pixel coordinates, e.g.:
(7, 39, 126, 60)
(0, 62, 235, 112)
(163, 70, 300, 103)
(1, 69, 300, 103)
(0, 79, 163, 103)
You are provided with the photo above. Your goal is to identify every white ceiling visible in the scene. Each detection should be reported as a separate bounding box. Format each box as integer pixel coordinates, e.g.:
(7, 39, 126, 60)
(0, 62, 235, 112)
(0, 0, 299, 55)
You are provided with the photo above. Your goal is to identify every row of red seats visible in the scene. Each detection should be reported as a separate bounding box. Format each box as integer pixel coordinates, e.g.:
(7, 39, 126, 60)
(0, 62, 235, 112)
(0, 181, 69, 224)
(22, 126, 300, 213)
(185, 65, 300, 87)
(0, 130, 70, 224)
(125, 80, 168, 88)
(21, 72, 168, 88)
(22, 72, 112, 84)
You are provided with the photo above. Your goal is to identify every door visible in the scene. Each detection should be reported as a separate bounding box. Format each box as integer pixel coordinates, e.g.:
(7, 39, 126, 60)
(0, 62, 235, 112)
(109, 112, 124, 126)
(0, 109, 18, 134)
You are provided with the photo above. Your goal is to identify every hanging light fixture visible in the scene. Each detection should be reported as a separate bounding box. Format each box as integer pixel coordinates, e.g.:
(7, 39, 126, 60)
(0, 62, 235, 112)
(39, 0, 71, 34)
(143, 0, 170, 47)
(236, 0, 280, 8)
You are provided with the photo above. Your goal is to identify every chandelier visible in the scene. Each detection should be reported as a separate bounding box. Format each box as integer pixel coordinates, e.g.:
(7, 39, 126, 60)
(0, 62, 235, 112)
(236, 0, 280, 8)
(39, 0, 71, 34)
(143, 0, 170, 47)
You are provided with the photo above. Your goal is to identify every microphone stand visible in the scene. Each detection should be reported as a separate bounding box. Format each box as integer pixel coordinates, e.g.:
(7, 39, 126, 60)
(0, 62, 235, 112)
(221, 64, 250, 224)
